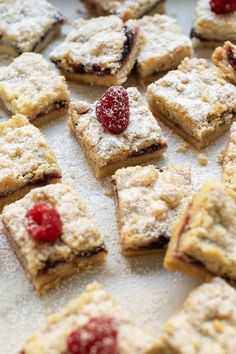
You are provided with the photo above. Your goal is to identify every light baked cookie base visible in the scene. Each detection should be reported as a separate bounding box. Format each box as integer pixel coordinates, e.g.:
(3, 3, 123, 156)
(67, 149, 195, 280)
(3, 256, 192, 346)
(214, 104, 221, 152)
(56, 34, 141, 86)
(148, 96, 234, 149)
(68, 117, 167, 179)
(191, 34, 230, 49)
(0, 22, 63, 57)
(31, 105, 69, 127)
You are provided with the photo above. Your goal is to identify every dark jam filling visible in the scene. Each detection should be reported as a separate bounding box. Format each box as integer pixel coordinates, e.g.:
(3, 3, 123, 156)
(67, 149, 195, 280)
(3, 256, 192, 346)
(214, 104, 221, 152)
(140, 234, 169, 250)
(227, 47, 236, 69)
(131, 143, 166, 157)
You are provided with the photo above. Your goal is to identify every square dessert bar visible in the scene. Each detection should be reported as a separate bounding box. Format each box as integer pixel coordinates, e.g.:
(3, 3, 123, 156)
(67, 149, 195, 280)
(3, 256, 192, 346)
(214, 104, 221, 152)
(213, 41, 236, 85)
(0, 114, 61, 212)
(155, 278, 236, 353)
(147, 58, 236, 149)
(129, 14, 192, 82)
(69, 87, 167, 179)
(0, 0, 64, 57)
(223, 122, 236, 188)
(21, 282, 159, 353)
(83, 0, 166, 20)
(164, 180, 236, 284)
(0, 53, 69, 125)
(112, 165, 192, 256)
(2, 185, 107, 295)
(191, 0, 236, 48)
(50, 16, 142, 86)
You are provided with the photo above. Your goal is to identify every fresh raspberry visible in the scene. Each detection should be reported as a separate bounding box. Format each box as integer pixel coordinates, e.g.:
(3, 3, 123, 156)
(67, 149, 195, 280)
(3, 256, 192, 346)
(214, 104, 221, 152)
(210, 0, 236, 14)
(25, 203, 62, 243)
(66, 316, 119, 354)
(96, 86, 129, 135)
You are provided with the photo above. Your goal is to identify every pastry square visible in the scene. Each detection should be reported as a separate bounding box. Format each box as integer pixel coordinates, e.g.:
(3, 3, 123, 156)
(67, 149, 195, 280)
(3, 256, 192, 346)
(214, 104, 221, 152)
(155, 278, 236, 353)
(223, 122, 236, 188)
(50, 16, 142, 86)
(1, 184, 107, 295)
(83, 0, 166, 20)
(0, 114, 61, 212)
(68, 87, 167, 179)
(130, 14, 192, 82)
(213, 41, 236, 85)
(0, 53, 70, 124)
(191, 0, 236, 48)
(164, 180, 236, 284)
(112, 165, 192, 256)
(0, 0, 64, 57)
(147, 58, 236, 149)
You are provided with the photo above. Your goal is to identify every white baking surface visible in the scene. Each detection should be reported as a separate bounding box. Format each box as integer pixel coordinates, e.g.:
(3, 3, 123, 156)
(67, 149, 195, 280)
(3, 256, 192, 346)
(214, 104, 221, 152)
(0, 0, 225, 352)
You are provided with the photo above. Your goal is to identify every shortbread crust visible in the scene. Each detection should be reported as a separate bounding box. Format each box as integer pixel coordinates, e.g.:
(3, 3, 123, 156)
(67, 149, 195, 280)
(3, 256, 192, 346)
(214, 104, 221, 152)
(2, 184, 107, 295)
(129, 14, 192, 81)
(223, 122, 236, 188)
(0, 53, 69, 123)
(0, 114, 61, 211)
(50, 16, 142, 86)
(83, 0, 165, 20)
(113, 165, 192, 256)
(0, 0, 64, 57)
(213, 41, 236, 85)
(69, 87, 167, 179)
(147, 58, 236, 149)
(191, 0, 236, 48)
(165, 180, 236, 284)
(155, 278, 236, 354)
(21, 282, 160, 353)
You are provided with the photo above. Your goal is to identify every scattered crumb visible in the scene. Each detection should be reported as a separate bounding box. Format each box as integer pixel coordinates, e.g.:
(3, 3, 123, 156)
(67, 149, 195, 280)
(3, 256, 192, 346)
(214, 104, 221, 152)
(198, 153, 208, 166)
(176, 141, 190, 153)
(218, 150, 225, 165)
(105, 190, 113, 197)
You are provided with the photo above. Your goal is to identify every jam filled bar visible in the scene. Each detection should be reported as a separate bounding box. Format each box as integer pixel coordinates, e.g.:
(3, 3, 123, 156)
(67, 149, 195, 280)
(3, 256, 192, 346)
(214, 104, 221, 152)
(165, 180, 236, 284)
(1, 184, 107, 295)
(147, 58, 236, 149)
(213, 41, 236, 85)
(0, 53, 69, 125)
(0, 0, 64, 57)
(83, 0, 166, 21)
(129, 14, 192, 83)
(112, 165, 192, 256)
(223, 122, 236, 188)
(155, 278, 236, 354)
(191, 0, 236, 48)
(50, 16, 142, 86)
(69, 86, 167, 179)
(0, 115, 61, 212)
(21, 282, 160, 354)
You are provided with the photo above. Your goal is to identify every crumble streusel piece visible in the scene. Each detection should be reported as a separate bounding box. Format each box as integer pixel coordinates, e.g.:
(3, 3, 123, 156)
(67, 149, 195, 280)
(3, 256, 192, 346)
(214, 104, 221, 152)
(147, 58, 236, 149)
(68, 87, 167, 179)
(191, 0, 236, 48)
(0, 53, 70, 124)
(0, 0, 64, 57)
(213, 41, 236, 85)
(50, 16, 142, 86)
(21, 282, 160, 353)
(223, 122, 236, 188)
(155, 278, 236, 354)
(2, 184, 107, 295)
(129, 14, 192, 82)
(112, 165, 192, 256)
(83, 0, 166, 21)
(164, 180, 236, 283)
(0, 114, 61, 211)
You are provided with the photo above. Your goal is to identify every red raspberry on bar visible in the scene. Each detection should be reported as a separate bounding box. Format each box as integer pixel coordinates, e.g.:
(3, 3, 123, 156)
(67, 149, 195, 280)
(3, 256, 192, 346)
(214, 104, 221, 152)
(210, 0, 236, 14)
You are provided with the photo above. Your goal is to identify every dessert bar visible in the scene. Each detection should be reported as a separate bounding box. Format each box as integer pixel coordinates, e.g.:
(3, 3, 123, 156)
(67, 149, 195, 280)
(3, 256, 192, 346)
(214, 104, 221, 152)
(155, 278, 236, 353)
(130, 14, 192, 82)
(165, 180, 236, 284)
(191, 0, 236, 48)
(83, 0, 166, 21)
(0, 53, 70, 124)
(213, 41, 236, 85)
(223, 122, 236, 188)
(2, 184, 107, 295)
(0, 114, 61, 211)
(69, 87, 167, 179)
(113, 165, 192, 256)
(147, 58, 236, 149)
(50, 16, 142, 86)
(0, 0, 64, 56)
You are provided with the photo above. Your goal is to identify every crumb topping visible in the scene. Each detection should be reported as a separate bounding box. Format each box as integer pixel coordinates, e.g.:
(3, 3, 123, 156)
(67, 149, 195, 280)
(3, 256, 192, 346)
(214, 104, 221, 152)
(213, 41, 236, 85)
(197, 153, 208, 166)
(223, 122, 236, 187)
